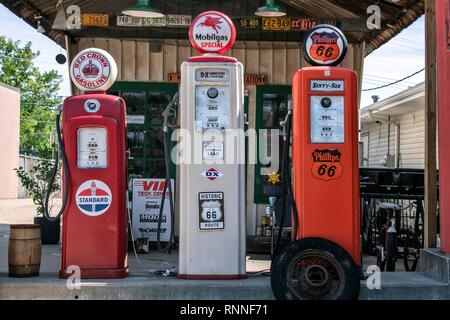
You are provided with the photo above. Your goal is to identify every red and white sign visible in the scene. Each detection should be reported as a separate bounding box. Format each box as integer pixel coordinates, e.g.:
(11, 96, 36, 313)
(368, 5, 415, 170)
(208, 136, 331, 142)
(70, 48, 118, 91)
(201, 168, 224, 181)
(303, 24, 348, 67)
(76, 180, 112, 217)
(189, 11, 236, 55)
(132, 179, 174, 242)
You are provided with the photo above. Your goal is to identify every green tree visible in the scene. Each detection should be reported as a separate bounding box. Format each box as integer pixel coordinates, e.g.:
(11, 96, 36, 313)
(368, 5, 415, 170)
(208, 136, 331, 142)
(0, 36, 62, 158)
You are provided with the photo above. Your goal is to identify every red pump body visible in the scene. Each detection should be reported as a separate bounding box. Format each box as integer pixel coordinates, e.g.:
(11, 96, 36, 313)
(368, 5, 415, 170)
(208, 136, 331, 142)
(292, 67, 361, 266)
(59, 92, 128, 279)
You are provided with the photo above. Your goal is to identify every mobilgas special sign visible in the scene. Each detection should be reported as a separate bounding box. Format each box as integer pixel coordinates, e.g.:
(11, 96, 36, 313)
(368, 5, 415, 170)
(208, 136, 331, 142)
(132, 178, 174, 242)
(189, 11, 236, 54)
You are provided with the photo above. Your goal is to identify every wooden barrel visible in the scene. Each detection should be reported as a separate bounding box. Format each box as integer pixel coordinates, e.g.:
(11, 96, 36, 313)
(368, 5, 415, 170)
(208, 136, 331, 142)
(8, 224, 42, 277)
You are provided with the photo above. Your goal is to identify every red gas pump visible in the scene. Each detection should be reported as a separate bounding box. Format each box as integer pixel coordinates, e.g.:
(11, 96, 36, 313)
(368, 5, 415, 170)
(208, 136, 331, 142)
(271, 25, 360, 300)
(45, 48, 128, 279)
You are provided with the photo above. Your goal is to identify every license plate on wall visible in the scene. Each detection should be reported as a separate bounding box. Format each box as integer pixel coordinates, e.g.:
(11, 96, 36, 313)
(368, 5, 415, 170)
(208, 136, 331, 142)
(262, 17, 291, 31)
(82, 14, 109, 27)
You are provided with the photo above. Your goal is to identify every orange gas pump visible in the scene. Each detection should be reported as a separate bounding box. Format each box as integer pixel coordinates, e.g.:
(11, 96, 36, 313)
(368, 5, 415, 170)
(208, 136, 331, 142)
(271, 25, 361, 300)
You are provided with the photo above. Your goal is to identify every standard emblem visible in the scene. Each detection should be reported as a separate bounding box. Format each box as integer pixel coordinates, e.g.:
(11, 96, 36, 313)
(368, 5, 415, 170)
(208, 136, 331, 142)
(76, 180, 112, 216)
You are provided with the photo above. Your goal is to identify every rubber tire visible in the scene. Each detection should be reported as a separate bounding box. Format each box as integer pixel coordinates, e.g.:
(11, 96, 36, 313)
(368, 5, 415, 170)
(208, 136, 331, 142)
(271, 237, 361, 300)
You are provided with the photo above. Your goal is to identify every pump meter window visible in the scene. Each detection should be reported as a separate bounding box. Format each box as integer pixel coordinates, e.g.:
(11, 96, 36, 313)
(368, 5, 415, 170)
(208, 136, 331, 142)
(195, 86, 229, 132)
(310, 96, 344, 143)
(77, 127, 107, 168)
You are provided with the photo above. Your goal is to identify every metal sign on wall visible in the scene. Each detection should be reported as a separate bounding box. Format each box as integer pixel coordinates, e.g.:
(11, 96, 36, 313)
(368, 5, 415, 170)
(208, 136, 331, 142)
(236, 17, 367, 32)
(169, 73, 266, 85)
(132, 178, 174, 242)
(116, 15, 191, 27)
(82, 13, 109, 27)
(75, 13, 366, 32)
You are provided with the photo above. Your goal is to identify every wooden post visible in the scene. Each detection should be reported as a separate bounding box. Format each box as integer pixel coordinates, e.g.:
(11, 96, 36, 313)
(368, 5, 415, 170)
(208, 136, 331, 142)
(424, 0, 437, 248)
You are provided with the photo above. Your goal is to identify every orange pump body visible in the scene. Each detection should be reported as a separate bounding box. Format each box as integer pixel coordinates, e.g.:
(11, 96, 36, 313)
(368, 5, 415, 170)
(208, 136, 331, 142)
(292, 67, 360, 265)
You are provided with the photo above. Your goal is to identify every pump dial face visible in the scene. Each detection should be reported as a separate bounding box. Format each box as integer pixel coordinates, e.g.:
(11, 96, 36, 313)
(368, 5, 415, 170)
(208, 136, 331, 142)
(310, 96, 344, 143)
(195, 86, 229, 131)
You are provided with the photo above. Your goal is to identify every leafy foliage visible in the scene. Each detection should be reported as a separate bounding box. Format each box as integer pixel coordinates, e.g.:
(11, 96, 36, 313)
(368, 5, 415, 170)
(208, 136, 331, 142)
(0, 36, 62, 156)
(15, 158, 60, 216)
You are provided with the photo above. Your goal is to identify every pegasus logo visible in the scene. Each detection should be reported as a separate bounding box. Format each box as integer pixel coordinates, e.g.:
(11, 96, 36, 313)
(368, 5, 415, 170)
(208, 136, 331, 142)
(197, 16, 223, 33)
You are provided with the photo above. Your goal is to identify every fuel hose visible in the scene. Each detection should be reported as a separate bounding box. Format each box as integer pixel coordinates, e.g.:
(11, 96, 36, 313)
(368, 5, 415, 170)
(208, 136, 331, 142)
(43, 105, 70, 222)
(156, 92, 179, 253)
(274, 107, 299, 257)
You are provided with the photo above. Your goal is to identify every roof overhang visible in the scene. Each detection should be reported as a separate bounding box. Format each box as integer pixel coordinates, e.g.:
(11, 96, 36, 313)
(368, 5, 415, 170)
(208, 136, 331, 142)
(361, 82, 425, 122)
(0, 0, 424, 56)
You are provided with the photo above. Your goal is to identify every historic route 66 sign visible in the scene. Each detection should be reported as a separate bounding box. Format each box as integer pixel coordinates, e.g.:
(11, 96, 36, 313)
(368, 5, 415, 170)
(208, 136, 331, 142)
(198, 192, 225, 230)
(303, 24, 348, 67)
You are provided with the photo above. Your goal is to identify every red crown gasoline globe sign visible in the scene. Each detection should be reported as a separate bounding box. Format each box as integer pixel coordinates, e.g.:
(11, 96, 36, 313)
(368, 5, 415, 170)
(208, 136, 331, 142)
(303, 24, 348, 67)
(189, 11, 236, 55)
(70, 48, 118, 92)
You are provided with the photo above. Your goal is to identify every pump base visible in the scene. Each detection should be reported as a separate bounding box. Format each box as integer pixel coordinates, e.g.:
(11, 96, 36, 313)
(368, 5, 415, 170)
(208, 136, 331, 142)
(177, 274, 247, 280)
(59, 267, 128, 279)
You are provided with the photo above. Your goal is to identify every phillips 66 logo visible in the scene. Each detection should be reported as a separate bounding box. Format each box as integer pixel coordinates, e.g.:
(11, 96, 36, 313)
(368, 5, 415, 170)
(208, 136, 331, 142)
(311, 149, 343, 181)
(303, 24, 348, 67)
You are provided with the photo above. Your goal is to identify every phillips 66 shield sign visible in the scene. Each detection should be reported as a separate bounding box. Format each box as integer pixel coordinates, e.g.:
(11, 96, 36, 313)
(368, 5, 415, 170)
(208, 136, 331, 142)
(132, 179, 174, 241)
(311, 149, 343, 181)
(303, 24, 348, 66)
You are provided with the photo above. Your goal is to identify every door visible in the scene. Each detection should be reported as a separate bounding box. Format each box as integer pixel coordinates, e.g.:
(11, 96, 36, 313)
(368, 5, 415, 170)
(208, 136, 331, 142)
(108, 82, 178, 179)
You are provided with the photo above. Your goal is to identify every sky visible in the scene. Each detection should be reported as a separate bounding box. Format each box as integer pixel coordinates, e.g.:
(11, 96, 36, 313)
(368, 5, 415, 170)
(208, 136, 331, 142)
(0, 3, 71, 98)
(0, 4, 424, 107)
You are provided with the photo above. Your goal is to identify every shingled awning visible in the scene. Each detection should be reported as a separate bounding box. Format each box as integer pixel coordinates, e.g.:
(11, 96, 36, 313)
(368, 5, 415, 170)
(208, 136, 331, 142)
(0, 0, 424, 56)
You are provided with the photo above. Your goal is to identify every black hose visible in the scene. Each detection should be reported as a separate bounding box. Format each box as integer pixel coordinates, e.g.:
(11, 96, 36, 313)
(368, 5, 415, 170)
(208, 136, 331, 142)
(156, 128, 175, 253)
(44, 108, 70, 222)
(156, 93, 179, 253)
(274, 114, 290, 257)
(273, 111, 299, 257)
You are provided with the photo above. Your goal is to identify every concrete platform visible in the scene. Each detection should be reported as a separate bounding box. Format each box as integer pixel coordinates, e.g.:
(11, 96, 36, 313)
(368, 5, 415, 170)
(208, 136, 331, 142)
(419, 248, 450, 284)
(1, 271, 448, 300)
(1, 199, 449, 300)
(0, 274, 274, 300)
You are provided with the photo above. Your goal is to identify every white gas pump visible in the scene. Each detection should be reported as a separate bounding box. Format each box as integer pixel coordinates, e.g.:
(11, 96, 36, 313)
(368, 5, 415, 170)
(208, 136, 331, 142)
(178, 11, 246, 279)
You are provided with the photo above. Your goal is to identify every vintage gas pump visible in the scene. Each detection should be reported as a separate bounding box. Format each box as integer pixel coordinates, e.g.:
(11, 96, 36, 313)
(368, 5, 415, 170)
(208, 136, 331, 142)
(271, 25, 361, 299)
(45, 48, 128, 279)
(178, 11, 246, 279)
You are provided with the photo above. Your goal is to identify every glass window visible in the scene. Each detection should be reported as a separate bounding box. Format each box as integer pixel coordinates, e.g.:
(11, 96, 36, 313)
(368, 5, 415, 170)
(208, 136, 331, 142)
(254, 86, 292, 204)
(127, 129, 145, 158)
(262, 93, 290, 128)
(108, 83, 178, 180)
(121, 91, 146, 115)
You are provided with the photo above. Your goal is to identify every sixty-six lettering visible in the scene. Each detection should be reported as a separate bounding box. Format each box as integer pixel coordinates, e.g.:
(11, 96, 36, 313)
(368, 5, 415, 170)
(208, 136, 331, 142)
(310, 80, 345, 92)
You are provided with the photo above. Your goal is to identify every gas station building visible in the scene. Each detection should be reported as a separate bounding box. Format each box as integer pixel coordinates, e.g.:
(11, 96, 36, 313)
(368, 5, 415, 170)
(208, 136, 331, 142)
(1, 0, 450, 298)
(0, 0, 426, 236)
